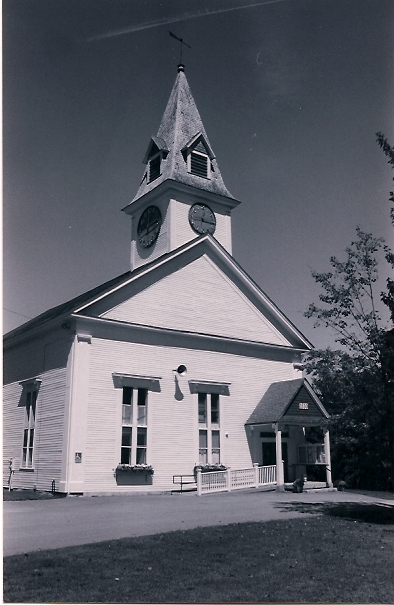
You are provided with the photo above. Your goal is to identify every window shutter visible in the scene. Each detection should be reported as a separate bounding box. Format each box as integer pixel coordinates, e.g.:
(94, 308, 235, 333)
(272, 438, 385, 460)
(149, 156, 161, 182)
(190, 152, 208, 178)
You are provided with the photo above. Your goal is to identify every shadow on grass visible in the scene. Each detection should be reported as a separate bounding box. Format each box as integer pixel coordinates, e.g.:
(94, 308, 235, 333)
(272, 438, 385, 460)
(274, 500, 394, 524)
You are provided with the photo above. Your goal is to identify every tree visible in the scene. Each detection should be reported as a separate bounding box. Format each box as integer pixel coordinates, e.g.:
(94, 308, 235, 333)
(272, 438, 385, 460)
(376, 132, 394, 322)
(303, 136, 394, 490)
(376, 132, 394, 488)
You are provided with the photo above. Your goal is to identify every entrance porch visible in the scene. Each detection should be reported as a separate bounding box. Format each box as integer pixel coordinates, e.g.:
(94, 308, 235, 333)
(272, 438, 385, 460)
(245, 378, 332, 491)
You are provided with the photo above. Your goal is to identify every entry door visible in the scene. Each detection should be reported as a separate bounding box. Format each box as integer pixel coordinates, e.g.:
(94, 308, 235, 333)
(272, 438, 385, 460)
(262, 442, 289, 482)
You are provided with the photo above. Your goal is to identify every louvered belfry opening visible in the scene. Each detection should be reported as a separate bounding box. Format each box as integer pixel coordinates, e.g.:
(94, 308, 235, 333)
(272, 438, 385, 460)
(149, 155, 161, 182)
(190, 151, 208, 178)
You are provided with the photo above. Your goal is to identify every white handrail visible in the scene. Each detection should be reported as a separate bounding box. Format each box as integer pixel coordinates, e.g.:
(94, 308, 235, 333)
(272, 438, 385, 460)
(197, 465, 277, 495)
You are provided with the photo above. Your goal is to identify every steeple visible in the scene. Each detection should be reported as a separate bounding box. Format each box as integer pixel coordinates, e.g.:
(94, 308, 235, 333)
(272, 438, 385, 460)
(123, 65, 240, 271)
(132, 65, 234, 203)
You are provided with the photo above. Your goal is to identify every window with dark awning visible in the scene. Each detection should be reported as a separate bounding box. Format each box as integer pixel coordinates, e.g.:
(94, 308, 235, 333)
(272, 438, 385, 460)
(112, 373, 161, 392)
(188, 380, 230, 396)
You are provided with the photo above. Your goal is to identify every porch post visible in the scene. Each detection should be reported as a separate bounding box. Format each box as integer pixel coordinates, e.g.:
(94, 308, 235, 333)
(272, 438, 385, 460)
(253, 462, 259, 488)
(324, 429, 333, 488)
(227, 468, 232, 492)
(275, 424, 285, 491)
(196, 468, 202, 496)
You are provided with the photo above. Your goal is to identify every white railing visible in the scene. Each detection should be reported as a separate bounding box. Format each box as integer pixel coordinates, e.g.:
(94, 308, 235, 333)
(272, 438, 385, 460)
(230, 467, 255, 490)
(200, 470, 227, 494)
(197, 464, 277, 495)
(259, 464, 276, 485)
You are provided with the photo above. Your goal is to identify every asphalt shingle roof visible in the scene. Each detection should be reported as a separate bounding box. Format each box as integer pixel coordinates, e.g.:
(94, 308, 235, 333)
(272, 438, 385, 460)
(245, 378, 325, 425)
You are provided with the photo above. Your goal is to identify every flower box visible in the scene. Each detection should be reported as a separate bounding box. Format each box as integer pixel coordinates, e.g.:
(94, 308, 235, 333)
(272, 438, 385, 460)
(193, 463, 227, 476)
(116, 464, 154, 475)
(115, 464, 154, 486)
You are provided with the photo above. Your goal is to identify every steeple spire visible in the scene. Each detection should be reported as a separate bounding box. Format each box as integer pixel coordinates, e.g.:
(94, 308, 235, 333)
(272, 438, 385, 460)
(131, 66, 234, 203)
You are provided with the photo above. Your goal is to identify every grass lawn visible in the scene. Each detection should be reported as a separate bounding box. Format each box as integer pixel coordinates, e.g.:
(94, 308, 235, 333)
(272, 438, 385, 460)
(4, 504, 394, 604)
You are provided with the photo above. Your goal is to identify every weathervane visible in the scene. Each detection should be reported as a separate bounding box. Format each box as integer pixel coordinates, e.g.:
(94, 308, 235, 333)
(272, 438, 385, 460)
(169, 31, 191, 65)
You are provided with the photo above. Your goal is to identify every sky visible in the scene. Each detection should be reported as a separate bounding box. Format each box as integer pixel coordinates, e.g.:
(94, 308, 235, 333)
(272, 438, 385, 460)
(3, 0, 394, 348)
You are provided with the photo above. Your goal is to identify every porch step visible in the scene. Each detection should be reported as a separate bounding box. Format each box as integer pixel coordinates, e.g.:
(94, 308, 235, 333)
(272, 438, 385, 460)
(304, 487, 337, 493)
(285, 481, 337, 493)
(304, 481, 327, 490)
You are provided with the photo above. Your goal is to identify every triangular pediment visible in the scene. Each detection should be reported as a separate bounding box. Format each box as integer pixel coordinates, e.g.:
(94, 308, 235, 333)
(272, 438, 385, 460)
(75, 236, 312, 350)
(142, 136, 169, 164)
(181, 132, 215, 160)
(100, 256, 289, 345)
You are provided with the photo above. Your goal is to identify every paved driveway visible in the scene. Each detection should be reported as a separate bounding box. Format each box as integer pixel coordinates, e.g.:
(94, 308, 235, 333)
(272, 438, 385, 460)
(3, 489, 391, 556)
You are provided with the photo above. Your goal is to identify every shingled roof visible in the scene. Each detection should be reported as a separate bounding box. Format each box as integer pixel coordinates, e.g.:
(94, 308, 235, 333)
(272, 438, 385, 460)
(245, 378, 329, 425)
(131, 65, 234, 203)
(3, 270, 133, 342)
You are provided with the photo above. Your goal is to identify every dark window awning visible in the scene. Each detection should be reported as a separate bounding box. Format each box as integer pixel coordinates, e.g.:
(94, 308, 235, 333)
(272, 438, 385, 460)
(112, 373, 161, 392)
(188, 380, 231, 396)
(18, 378, 42, 406)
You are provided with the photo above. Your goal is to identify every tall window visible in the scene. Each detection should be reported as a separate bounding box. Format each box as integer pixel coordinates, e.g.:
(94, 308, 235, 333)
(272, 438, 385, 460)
(198, 393, 220, 464)
(121, 387, 148, 465)
(22, 390, 37, 468)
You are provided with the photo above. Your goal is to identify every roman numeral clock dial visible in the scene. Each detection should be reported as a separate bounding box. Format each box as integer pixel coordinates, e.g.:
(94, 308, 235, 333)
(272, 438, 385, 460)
(188, 203, 216, 235)
(137, 206, 162, 248)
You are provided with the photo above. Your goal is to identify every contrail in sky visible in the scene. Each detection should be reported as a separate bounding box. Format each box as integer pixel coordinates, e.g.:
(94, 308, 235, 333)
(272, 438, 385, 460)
(87, 0, 291, 41)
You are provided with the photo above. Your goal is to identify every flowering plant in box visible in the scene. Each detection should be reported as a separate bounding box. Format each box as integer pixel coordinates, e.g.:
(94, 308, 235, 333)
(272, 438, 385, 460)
(194, 463, 227, 474)
(116, 464, 154, 475)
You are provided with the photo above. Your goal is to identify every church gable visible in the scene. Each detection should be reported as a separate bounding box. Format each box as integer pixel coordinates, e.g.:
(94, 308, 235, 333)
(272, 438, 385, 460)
(282, 385, 328, 424)
(101, 255, 291, 346)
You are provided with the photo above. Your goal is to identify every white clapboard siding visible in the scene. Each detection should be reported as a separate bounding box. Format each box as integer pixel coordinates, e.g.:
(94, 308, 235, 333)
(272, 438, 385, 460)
(34, 368, 68, 491)
(3, 367, 68, 491)
(102, 256, 289, 346)
(3, 333, 71, 490)
(4, 338, 45, 386)
(4, 333, 72, 385)
(82, 337, 295, 493)
(3, 383, 28, 488)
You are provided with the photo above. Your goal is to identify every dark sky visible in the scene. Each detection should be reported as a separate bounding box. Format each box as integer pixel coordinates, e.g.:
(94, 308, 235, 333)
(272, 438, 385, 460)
(3, 0, 394, 347)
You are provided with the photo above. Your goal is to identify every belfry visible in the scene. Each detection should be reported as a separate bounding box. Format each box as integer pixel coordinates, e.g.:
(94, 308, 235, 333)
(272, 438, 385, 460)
(3, 65, 332, 495)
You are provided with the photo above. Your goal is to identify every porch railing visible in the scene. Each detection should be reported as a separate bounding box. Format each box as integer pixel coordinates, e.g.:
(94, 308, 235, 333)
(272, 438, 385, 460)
(259, 464, 276, 485)
(197, 464, 276, 495)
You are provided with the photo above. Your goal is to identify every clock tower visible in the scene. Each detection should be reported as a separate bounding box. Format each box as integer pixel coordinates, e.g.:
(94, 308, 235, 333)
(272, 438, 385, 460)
(122, 64, 240, 270)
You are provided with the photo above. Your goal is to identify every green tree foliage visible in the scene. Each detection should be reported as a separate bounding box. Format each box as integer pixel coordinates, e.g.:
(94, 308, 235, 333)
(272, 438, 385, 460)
(303, 136, 394, 491)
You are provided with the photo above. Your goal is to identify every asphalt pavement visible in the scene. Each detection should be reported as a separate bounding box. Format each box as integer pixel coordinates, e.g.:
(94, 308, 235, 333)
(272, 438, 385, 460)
(3, 488, 393, 557)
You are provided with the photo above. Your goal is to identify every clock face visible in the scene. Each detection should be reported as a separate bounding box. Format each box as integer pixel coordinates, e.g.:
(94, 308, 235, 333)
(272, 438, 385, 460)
(137, 206, 162, 248)
(189, 203, 216, 235)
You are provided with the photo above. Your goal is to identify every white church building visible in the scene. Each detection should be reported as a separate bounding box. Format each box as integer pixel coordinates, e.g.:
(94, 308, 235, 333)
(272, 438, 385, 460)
(3, 64, 332, 495)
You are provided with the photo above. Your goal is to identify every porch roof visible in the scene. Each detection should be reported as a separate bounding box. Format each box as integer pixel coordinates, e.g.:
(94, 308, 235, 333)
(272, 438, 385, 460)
(245, 378, 329, 426)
